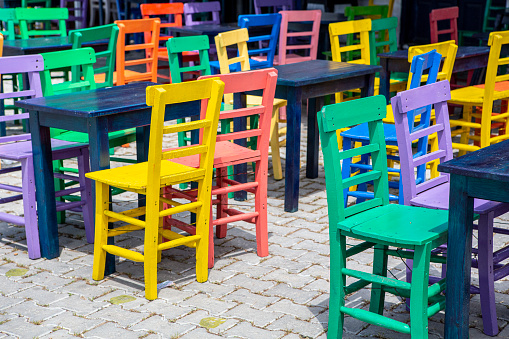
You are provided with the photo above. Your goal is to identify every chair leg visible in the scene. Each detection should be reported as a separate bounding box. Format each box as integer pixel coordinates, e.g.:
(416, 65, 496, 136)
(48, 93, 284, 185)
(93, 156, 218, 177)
(270, 106, 283, 180)
(459, 105, 473, 157)
(341, 137, 353, 208)
(409, 242, 431, 338)
(216, 167, 228, 239)
(208, 207, 215, 269)
(194, 178, 209, 283)
(144, 194, 159, 300)
(477, 211, 499, 336)
(92, 182, 110, 281)
(369, 244, 388, 315)
(21, 157, 41, 259)
(328, 232, 347, 339)
(77, 148, 94, 244)
(53, 160, 66, 224)
(254, 158, 268, 258)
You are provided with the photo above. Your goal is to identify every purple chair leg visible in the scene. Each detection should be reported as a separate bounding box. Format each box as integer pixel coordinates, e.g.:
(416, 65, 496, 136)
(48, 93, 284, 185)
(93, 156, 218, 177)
(478, 211, 499, 336)
(22, 157, 41, 259)
(78, 147, 94, 244)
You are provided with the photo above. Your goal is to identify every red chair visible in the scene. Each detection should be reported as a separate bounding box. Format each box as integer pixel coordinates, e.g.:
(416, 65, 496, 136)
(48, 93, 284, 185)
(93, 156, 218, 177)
(163, 68, 278, 268)
(429, 6, 459, 44)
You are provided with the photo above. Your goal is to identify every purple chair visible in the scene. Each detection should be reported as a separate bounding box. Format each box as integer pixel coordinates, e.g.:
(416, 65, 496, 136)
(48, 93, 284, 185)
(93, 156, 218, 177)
(0, 55, 94, 259)
(60, 0, 88, 29)
(183, 1, 220, 26)
(254, 0, 293, 14)
(393, 80, 509, 337)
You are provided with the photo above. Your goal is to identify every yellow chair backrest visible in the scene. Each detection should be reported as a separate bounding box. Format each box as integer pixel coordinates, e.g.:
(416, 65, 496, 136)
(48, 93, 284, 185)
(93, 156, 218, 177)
(408, 40, 458, 89)
(329, 19, 371, 65)
(215, 28, 250, 75)
(485, 31, 509, 87)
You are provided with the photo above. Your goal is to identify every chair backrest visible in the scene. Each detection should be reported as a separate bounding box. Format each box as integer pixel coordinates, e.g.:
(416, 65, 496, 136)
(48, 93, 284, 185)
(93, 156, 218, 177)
(69, 24, 119, 88)
(407, 40, 458, 87)
(318, 94, 389, 224)
(16, 8, 68, 39)
(0, 54, 44, 144)
(60, 0, 87, 30)
(393, 81, 453, 205)
(140, 3, 183, 47)
(368, 0, 395, 17)
(278, 10, 321, 65)
(344, 5, 389, 21)
(369, 17, 398, 66)
(184, 1, 221, 26)
(0, 9, 17, 41)
(481, 31, 509, 111)
(238, 13, 282, 68)
(254, 0, 293, 15)
(329, 19, 371, 65)
(198, 68, 277, 156)
(429, 6, 458, 44)
(0, 33, 3, 56)
(144, 78, 224, 198)
(166, 35, 211, 83)
(39, 47, 97, 96)
(215, 28, 251, 74)
(483, 0, 506, 32)
(114, 18, 160, 86)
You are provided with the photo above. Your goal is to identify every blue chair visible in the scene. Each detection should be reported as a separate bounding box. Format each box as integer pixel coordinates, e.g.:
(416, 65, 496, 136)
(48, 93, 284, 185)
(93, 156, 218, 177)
(210, 13, 281, 74)
(340, 50, 441, 206)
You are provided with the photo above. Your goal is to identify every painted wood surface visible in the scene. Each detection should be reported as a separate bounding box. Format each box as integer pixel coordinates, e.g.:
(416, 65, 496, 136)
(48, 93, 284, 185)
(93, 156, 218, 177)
(2, 36, 108, 57)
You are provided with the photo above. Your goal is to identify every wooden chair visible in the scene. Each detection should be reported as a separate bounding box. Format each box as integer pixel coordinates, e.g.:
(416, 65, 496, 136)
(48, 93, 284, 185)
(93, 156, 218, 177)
(114, 18, 160, 86)
(319, 94, 448, 339)
(90, 0, 118, 25)
(60, 0, 87, 30)
(394, 80, 509, 336)
(21, 0, 51, 7)
(340, 50, 442, 205)
(276, 10, 321, 66)
(0, 54, 93, 259)
(165, 68, 277, 268)
(0, 8, 17, 41)
(448, 31, 509, 155)
(429, 6, 459, 44)
(212, 28, 288, 180)
(87, 78, 224, 300)
(253, 0, 292, 14)
(368, 0, 395, 17)
(183, 1, 220, 26)
(460, 0, 506, 45)
(16, 8, 68, 39)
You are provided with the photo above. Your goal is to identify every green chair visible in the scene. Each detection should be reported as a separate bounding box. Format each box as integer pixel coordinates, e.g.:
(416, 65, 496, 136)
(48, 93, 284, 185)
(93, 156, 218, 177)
(69, 24, 120, 89)
(16, 8, 68, 40)
(0, 8, 17, 41)
(318, 95, 449, 338)
(459, 0, 506, 45)
(21, 0, 52, 8)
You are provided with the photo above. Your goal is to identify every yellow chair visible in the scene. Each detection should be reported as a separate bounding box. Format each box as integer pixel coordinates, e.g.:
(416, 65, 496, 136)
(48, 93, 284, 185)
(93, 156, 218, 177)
(448, 31, 509, 155)
(86, 78, 224, 300)
(214, 28, 288, 180)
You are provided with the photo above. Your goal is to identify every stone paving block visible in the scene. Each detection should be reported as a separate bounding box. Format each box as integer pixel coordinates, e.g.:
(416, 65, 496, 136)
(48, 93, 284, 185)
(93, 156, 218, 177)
(95, 276, 146, 295)
(222, 274, 275, 293)
(88, 305, 148, 327)
(205, 268, 236, 284)
(290, 229, 329, 244)
(267, 244, 307, 259)
(293, 240, 330, 255)
(222, 288, 279, 309)
(179, 294, 237, 314)
(93, 289, 147, 309)
(5, 300, 64, 323)
(182, 281, 236, 298)
(0, 275, 32, 296)
(221, 261, 274, 278)
(84, 321, 148, 338)
(224, 321, 286, 339)
(130, 314, 195, 337)
(299, 265, 329, 280)
(260, 269, 315, 289)
(266, 314, 325, 338)
(135, 299, 192, 321)
(0, 316, 53, 338)
(58, 248, 88, 263)
(56, 280, 113, 299)
(62, 265, 95, 281)
(0, 294, 24, 311)
(264, 299, 324, 321)
(259, 256, 312, 274)
(32, 258, 81, 275)
(302, 278, 329, 293)
(42, 311, 105, 334)
(156, 287, 196, 305)
(50, 294, 109, 316)
(176, 310, 238, 334)
(39, 329, 77, 338)
(0, 263, 30, 282)
(12, 286, 67, 306)
(263, 283, 320, 304)
(221, 303, 281, 327)
(179, 327, 225, 339)
(23, 271, 72, 291)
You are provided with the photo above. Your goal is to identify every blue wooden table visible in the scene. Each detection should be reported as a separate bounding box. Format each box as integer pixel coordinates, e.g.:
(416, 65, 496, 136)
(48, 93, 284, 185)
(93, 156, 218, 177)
(2, 36, 107, 57)
(272, 60, 381, 212)
(438, 139, 509, 338)
(16, 82, 199, 275)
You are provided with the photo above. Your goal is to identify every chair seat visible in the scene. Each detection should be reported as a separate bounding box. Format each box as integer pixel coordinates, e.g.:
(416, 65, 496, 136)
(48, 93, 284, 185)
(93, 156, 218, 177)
(341, 122, 398, 144)
(52, 128, 136, 146)
(169, 141, 260, 169)
(449, 81, 509, 105)
(156, 48, 199, 62)
(0, 138, 86, 161)
(410, 181, 507, 214)
(209, 58, 269, 73)
(338, 204, 448, 246)
(86, 160, 202, 191)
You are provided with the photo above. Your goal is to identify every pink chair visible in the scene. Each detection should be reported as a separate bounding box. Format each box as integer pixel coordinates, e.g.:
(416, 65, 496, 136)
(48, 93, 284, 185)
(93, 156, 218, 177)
(277, 10, 321, 65)
(0, 54, 94, 259)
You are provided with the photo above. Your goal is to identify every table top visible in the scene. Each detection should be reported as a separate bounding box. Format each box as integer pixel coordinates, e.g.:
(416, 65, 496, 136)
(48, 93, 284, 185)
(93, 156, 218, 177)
(2, 37, 108, 56)
(274, 60, 381, 87)
(170, 23, 240, 36)
(378, 46, 490, 61)
(438, 140, 509, 182)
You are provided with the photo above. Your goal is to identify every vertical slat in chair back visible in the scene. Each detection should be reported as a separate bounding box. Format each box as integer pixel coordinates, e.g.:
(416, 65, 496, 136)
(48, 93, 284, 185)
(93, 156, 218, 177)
(318, 95, 389, 221)
(16, 8, 68, 39)
(198, 69, 277, 153)
(486, 31, 509, 85)
(0, 54, 44, 143)
(60, 0, 88, 30)
(344, 5, 388, 21)
(115, 18, 160, 85)
(0, 9, 17, 41)
(429, 6, 459, 44)
(184, 2, 221, 26)
(167, 35, 211, 84)
(329, 19, 371, 65)
(140, 3, 183, 46)
(408, 40, 458, 85)
(238, 13, 282, 68)
(278, 10, 321, 65)
(369, 17, 398, 66)
(254, 0, 293, 15)
(392, 81, 453, 205)
(215, 28, 251, 74)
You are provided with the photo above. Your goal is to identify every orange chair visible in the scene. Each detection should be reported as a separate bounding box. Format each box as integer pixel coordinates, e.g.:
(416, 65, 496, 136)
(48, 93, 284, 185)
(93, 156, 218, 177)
(140, 3, 198, 82)
(110, 18, 160, 86)
(164, 68, 278, 268)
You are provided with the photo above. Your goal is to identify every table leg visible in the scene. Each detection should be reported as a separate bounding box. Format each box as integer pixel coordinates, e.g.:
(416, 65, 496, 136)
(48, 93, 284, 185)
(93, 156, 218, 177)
(361, 74, 376, 98)
(306, 97, 323, 179)
(98, 0, 104, 25)
(284, 87, 302, 213)
(88, 119, 115, 275)
(379, 58, 391, 104)
(445, 174, 474, 339)
(29, 111, 59, 259)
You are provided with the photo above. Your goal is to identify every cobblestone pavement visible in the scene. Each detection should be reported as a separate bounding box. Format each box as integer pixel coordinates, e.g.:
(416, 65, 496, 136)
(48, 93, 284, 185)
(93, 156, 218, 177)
(1, 117, 509, 339)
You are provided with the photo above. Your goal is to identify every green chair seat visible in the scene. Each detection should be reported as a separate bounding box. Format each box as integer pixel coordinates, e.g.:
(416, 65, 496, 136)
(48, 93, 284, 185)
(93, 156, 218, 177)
(52, 128, 136, 146)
